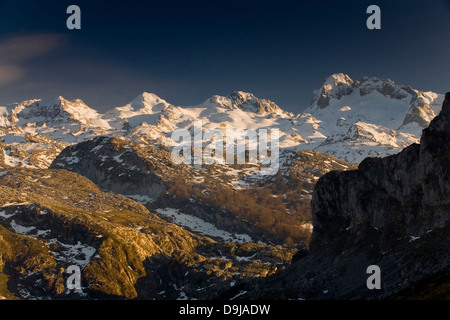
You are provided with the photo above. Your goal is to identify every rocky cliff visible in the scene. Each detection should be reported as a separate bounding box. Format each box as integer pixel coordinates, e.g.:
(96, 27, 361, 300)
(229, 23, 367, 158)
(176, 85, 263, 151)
(249, 93, 450, 300)
(311, 92, 450, 251)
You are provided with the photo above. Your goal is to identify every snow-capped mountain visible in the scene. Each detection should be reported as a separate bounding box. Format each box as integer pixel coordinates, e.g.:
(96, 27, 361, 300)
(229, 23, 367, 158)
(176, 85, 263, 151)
(1, 96, 111, 140)
(301, 73, 444, 161)
(104, 92, 177, 129)
(0, 73, 444, 168)
(0, 97, 112, 168)
(307, 73, 443, 136)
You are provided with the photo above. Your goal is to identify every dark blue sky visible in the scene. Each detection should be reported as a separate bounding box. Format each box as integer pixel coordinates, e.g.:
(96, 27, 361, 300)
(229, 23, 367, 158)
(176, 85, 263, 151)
(0, 0, 449, 113)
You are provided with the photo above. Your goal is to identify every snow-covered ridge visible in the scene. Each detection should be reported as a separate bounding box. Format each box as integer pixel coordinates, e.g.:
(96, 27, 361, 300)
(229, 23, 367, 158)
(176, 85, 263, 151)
(0, 74, 444, 167)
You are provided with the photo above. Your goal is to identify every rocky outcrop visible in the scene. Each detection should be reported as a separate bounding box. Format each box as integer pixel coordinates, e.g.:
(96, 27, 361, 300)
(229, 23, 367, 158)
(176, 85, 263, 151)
(50, 136, 167, 198)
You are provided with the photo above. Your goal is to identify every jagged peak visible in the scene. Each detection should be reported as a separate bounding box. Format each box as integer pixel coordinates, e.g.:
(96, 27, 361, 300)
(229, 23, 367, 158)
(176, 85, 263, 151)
(201, 94, 233, 108)
(229, 90, 257, 101)
(228, 91, 286, 115)
(308, 73, 429, 111)
(201, 91, 258, 106)
(200, 91, 288, 116)
(322, 73, 354, 88)
(309, 73, 354, 109)
(27, 96, 100, 115)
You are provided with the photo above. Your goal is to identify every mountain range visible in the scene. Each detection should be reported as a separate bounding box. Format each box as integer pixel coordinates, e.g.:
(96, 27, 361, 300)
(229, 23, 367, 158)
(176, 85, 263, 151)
(0, 74, 448, 300)
(1, 73, 444, 169)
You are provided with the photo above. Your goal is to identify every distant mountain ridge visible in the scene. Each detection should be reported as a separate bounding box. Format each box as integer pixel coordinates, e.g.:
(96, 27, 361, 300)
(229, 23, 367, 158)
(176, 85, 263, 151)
(0, 74, 444, 168)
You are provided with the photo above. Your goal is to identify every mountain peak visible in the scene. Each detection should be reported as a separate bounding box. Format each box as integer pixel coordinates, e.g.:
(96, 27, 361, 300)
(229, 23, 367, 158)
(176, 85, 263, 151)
(310, 73, 355, 109)
(322, 73, 354, 88)
(200, 91, 288, 116)
(128, 92, 170, 113)
(140, 92, 165, 102)
(229, 90, 257, 101)
(13, 95, 109, 130)
(201, 95, 233, 109)
(132, 92, 166, 104)
(228, 91, 287, 116)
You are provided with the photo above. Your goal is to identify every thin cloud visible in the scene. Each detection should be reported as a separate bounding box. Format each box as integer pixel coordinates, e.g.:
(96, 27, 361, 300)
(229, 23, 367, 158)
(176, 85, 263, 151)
(0, 33, 65, 86)
(0, 65, 23, 86)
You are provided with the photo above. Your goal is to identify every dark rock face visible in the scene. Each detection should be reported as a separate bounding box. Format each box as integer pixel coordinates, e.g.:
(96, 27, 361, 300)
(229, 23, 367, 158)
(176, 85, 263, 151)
(420, 92, 450, 209)
(311, 92, 450, 252)
(50, 136, 166, 198)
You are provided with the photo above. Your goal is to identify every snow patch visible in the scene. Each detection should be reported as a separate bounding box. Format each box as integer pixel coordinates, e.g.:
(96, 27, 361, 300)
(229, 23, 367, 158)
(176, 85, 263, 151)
(10, 220, 37, 235)
(229, 290, 247, 300)
(8, 219, 51, 237)
(65, 156, 80, 165)
(156, 208, 253, 243)
(91, 144, 103, 152)
(127, 194, 155, 204)
(49, 239, 96, 268)
(1, 202, 31, 207)
(0, 210, 15, 219)
(113, 153, 124, 163)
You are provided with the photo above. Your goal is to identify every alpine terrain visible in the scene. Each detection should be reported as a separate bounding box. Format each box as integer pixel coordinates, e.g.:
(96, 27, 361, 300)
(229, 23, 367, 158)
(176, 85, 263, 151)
(0, 74, 448, 299)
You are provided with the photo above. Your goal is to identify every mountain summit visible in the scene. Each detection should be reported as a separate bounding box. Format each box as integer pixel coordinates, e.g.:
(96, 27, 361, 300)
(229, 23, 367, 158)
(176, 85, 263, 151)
(307, 73, 443, 135)
(301, 74, 444, 161)
(310, 73, 355, 109)
(200, 91, 292, 117)
(16, 96, 109, 128)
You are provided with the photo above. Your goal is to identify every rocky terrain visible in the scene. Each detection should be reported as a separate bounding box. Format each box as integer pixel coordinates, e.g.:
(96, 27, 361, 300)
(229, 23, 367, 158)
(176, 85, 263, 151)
(50, 135, 355, 246)
(0, 75, 448, 300)
(0, 167, 295, 299)
(247, 93, 450, 300)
